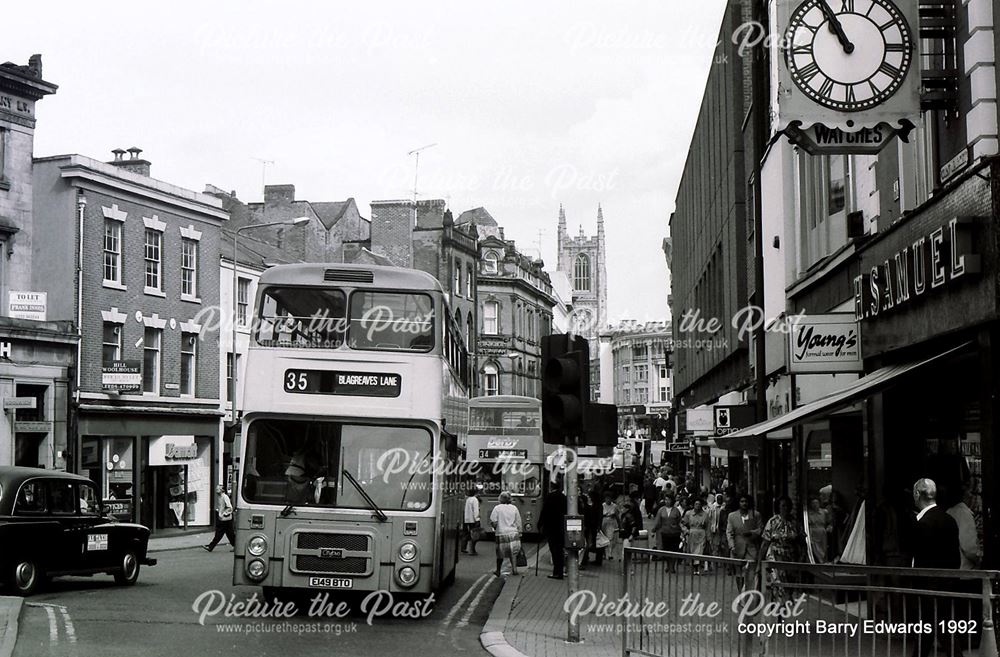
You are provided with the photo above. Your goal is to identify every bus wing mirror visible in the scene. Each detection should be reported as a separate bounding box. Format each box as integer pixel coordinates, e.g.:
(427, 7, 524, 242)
(443, 429, 458, 454)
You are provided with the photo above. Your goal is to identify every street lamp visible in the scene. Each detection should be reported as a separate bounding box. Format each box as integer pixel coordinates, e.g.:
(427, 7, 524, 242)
(230, 217, 311, 422)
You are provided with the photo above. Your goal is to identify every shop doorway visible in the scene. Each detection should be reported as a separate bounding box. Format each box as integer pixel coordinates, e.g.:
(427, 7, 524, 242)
(146, 465, 191, 530)
(14, 433, 44, 467)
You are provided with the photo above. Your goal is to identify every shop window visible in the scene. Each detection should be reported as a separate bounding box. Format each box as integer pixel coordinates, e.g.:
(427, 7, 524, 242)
(181, 238, 198, 299)
(103, 322, 122, 367)
(105, 438, 134, 501)
(144, 229, 162, 293)
(143, 328, 162, 394)
(14, 384, 46, 422)
(181, 332, 197, 396)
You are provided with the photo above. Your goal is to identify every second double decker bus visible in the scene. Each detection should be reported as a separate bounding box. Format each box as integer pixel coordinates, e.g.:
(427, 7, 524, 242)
(467, 395, 548, 536)
(232, 264, 469, 599)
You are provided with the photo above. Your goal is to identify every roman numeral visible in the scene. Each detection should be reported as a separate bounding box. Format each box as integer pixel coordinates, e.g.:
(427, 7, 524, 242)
(798, 62, 820, 82)
(885, 43, 907, 52)
(880, 19, 897, 31)
(846, 84, 857, 104)
(818, 78, 836, 98)
(869, 80, 882, 96)
(841, 0, 855, 12)
(791, 45, 812, 56)
(878, 62, 902, 78)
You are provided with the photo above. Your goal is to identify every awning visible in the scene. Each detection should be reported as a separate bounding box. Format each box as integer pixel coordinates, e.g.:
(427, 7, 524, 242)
(716, 341, 972, 446)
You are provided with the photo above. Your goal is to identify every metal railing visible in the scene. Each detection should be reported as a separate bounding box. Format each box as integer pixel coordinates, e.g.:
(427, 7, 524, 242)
(623, 546, 1000, 657)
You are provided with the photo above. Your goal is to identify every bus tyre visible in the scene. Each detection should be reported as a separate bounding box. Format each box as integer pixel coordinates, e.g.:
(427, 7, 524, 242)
(114, 549, 140, 585)
(11, 558, 41, 596)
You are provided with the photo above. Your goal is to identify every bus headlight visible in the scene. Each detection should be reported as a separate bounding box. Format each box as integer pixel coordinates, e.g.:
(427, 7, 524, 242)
(247, 559, 267, 581)
(397, 566, 417, 587)
(398, 542, 418, 563)
(247, 535, 268, 556)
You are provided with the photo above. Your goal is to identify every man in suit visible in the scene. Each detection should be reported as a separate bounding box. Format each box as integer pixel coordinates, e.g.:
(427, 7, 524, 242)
(726, 494, 762, 589)
(911, 478, 962, 657)
(539, 481, 567, 579)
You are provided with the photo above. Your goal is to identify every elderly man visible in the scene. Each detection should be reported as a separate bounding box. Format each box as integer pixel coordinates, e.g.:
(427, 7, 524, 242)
(490, 491, 523, 577)
(911, 478, 962, 657)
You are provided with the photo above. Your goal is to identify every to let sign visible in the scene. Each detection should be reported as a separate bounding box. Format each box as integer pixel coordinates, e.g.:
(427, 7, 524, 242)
(102, 361, 142, 393)
(788, 314, 863, 374)
(8, 292, 46, 321)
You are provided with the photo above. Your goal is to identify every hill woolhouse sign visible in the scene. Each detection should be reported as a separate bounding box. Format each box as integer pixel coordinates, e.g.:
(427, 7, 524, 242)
(853, 217, 980, 322)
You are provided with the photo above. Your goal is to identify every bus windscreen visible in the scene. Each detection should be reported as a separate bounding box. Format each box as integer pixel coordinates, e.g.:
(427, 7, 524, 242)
(469, 408, 541, 435)
(241, 418, 432, 512)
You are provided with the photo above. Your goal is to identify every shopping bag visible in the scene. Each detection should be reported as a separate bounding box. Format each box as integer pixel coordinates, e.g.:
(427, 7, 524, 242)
(595, 531, 611, 549)
(470, 526, 482, 542)
(516, 548, 528, 568)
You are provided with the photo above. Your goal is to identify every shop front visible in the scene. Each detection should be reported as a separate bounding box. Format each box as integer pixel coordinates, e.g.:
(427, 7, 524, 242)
(722, 160, 1000, 567)
(76, 405, 220, 533)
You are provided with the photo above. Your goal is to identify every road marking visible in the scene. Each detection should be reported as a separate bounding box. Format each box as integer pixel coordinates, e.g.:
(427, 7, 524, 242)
(438, 572, 491, 634)
(59, 608, 77, 644)
(455, 574, 495, 629)
(43, 606, 58, 643)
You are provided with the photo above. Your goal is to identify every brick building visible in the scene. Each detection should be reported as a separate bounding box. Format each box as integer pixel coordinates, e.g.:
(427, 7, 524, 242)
(360, 198, 479, 388)
(33, 149, 228, 532)
(467, 207, 555, 398)
(0, 55, 75, 469)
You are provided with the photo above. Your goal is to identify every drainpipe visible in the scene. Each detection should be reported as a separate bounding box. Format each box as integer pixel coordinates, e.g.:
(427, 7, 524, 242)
(73, 189, 86, 472)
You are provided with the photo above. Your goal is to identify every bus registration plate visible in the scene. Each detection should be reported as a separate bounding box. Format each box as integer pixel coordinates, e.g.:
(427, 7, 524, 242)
(308, 577, 353, 589)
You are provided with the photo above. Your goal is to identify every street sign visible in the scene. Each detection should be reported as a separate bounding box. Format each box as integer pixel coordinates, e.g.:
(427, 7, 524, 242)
(3, 397, 36, 410)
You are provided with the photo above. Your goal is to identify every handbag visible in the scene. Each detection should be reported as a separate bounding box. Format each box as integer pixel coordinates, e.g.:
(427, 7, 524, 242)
(516, 548, 528, 568)
(469, 525, 482, 542)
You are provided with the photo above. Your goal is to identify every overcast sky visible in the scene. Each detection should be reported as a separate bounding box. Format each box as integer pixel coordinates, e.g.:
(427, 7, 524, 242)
(11, 0, 727, 324)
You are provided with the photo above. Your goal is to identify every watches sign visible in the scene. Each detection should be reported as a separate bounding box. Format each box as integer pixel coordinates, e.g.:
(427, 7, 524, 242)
(773, 0, 920, 145)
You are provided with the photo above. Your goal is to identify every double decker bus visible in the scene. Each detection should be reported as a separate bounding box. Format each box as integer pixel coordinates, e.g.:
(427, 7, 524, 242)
(232, 264, 469, 598)
(467, 396, 549, 536)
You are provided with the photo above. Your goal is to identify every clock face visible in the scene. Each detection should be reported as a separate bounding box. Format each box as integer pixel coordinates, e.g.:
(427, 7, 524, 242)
(785, 0, 913, 112)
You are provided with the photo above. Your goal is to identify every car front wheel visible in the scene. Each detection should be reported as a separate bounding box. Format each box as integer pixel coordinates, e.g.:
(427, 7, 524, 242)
(11, 558, 41, 596)
(114, 550, 140, 586)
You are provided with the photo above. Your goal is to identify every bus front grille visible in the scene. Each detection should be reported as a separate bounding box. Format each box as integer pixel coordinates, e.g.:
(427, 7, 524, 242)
(296, 533, 369, 552)
(295, 555, 368, 574)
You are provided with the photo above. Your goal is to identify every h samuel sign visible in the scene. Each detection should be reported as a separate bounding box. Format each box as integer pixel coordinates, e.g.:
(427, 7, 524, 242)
(854, 217, 980, 322)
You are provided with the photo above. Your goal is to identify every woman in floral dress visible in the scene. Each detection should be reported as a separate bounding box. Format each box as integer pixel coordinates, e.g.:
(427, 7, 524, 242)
(758, 496, 803, 593)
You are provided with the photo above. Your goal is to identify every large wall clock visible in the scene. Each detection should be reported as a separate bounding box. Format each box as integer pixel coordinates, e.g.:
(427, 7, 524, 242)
(785, 0, 913, 112)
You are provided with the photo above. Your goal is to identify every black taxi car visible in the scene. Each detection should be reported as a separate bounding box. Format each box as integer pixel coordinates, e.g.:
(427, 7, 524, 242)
(0, 467, 157, 595)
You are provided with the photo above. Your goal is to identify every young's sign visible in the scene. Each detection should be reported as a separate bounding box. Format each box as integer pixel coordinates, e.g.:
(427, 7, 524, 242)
(788, 314, 862, 373)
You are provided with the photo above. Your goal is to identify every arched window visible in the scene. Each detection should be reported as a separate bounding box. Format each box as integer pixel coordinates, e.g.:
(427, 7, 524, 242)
(515, 360, 523, 396)
(466, 314, 474, 347)
(484, 300, 499, 335)
(482, 363, 499, 396)
(454, 309, 463, 364)
(574, 253, 591, 291)
(483, 251, 499, 275)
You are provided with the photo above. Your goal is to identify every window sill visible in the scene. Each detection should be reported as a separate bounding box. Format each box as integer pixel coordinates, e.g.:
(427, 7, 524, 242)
(103, 280, 128, 291)
(144, 287, 166, 298)
(0, 180, 10, 192)
(181, 295, 202, 304)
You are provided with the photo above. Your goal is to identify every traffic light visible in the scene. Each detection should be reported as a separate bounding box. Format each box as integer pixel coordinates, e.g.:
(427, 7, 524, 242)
(541, 333, 590, 444)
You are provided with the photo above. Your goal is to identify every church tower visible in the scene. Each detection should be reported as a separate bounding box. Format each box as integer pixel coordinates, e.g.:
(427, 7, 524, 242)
(555, 205, 609, 399)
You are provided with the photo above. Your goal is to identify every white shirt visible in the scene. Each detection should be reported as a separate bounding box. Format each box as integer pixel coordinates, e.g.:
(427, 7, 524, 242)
(653, 477, 668, 490)
(490, 503, 522, 537)
(915, 502, 937, 522)
(464, 495, 480, 523)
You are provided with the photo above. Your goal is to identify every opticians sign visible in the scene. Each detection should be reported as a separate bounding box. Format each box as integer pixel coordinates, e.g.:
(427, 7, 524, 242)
(788, 314, 862, 373)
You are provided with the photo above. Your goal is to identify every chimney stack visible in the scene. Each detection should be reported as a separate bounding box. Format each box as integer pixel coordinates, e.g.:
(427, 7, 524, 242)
(108, 146, 151, 176)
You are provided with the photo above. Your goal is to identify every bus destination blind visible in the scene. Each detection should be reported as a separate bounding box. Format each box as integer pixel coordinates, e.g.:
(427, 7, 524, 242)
(477, 449, 529, 460)
(284, 369, 402, 397)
